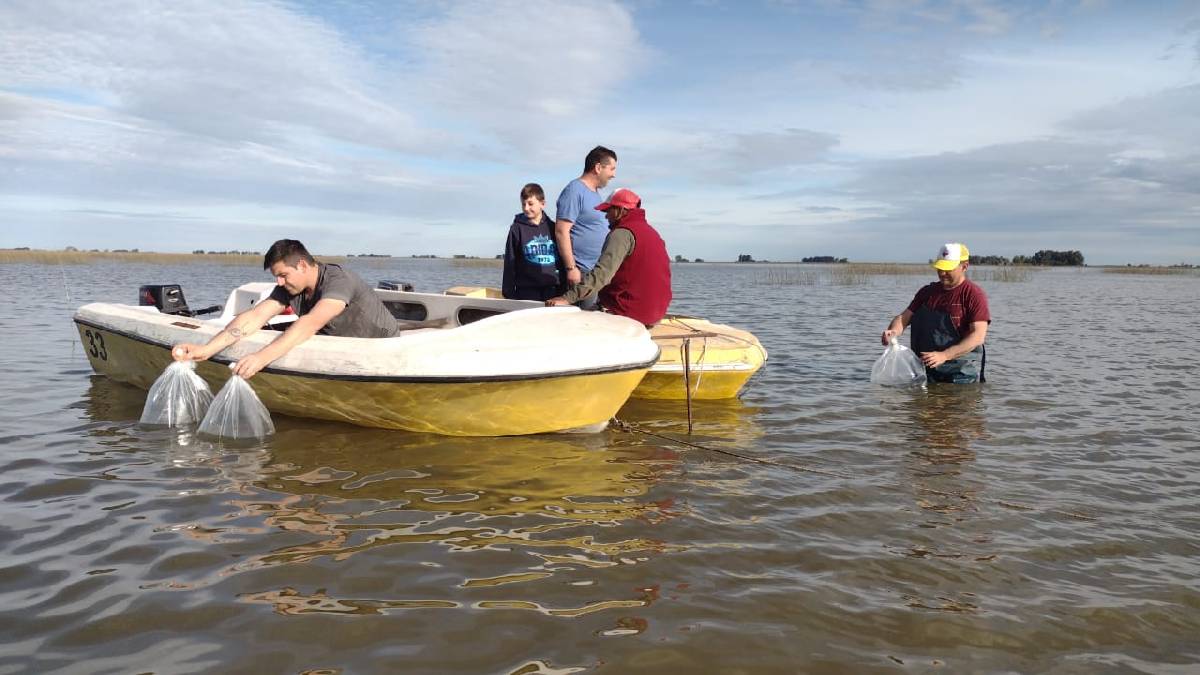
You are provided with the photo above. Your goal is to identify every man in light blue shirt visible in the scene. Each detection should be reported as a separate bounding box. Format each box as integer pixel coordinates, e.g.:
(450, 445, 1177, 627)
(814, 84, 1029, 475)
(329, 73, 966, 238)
(555, 146, 618, 291)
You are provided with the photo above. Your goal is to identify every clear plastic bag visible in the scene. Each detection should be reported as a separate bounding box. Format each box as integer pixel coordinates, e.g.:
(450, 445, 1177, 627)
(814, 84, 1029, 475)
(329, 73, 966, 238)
(871, 338, 927, 386)
(197, 369, 275, 439)
(140, 360, 214, 426)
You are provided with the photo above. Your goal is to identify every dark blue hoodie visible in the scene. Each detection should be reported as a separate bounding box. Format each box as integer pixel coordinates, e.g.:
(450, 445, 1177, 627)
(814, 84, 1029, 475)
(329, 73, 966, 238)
(502, 213, 562, 300)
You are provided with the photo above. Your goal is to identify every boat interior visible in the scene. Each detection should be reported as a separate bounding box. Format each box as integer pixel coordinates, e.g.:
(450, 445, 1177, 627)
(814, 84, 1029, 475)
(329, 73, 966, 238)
(210, 282, 543, 333)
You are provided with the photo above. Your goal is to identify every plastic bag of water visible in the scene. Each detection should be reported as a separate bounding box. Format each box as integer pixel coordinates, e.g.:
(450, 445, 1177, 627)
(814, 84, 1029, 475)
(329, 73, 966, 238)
(197, 367, 274, 439)
(871, 338, 927, 386)
(140, 360, 214, 426)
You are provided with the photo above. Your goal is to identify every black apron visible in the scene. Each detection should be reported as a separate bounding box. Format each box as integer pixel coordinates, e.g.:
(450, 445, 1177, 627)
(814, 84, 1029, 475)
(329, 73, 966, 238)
(910, 306, 986, 384)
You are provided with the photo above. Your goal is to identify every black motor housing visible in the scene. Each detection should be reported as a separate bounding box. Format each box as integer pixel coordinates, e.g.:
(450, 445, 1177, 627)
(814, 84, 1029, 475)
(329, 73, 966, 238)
(377, 280, 414, 292)
(138, 285, 223, 317)
(139, 284, 191, 315)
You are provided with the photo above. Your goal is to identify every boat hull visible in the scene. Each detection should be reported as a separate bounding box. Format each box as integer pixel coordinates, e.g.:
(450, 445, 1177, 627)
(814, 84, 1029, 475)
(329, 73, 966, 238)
(634, 368, 759, 400)
(633, 317, 768, 400)
(428, 287, 769, 400)
(75, 309, 653, 436)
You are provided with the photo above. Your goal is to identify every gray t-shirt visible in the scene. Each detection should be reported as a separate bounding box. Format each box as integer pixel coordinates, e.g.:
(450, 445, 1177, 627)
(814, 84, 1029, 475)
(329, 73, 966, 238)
(269, 262, 399, 338)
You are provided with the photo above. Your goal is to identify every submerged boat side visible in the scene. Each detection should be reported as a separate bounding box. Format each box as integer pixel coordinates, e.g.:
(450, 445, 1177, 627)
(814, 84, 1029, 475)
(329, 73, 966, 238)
(74, 303, 657, 436)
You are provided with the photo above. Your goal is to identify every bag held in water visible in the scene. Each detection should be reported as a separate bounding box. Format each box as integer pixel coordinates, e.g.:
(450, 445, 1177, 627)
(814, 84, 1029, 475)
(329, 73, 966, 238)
(871, 338, 927, 386)
(197, 366, 275, 439)
(140, 360, 214, 426)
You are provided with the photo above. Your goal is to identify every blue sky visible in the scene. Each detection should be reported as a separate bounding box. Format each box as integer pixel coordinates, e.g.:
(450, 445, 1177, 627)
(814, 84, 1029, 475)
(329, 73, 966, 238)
(1, 0, 1198, 264)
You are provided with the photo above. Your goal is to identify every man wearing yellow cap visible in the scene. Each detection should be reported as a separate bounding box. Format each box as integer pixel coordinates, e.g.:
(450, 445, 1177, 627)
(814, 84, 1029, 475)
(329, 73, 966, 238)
(881, 243, 991, 383)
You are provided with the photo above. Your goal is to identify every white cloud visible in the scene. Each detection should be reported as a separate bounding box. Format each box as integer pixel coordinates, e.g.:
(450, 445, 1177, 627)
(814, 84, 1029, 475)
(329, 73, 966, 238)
(1066, 84, 1200, 151)
(0, 0, 429, 151)
(1, 0, 1197, 264)
(404, 0, 647, 154)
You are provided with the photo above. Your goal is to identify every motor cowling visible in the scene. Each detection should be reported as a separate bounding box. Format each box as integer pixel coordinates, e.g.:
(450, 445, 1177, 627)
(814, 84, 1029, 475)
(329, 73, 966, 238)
(377, 280, 414, 291)
(138, 284, 222, 317)
(139, 284, 191, 315)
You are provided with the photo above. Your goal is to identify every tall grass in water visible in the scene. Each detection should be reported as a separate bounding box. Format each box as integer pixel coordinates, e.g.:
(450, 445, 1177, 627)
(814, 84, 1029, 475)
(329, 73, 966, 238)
(830, 263, 929, 284)
(972, 266, 1033, 283)
(755, 267, 820, 285)
(756, 263, 929, 286)
(843, 263, 929, 275)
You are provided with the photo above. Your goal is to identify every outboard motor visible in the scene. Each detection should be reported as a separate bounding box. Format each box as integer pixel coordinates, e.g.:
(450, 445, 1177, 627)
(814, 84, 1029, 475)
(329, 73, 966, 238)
(139, 284, 222, 317)
(377, 280, 414, 292)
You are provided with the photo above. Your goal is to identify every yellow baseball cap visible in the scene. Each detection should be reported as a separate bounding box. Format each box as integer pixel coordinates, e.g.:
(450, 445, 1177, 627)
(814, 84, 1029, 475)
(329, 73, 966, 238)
(931, 242, 969, 271)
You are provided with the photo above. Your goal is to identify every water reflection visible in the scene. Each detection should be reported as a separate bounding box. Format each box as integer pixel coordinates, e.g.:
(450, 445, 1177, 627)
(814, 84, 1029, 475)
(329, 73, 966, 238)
(243, 426, 681, 563)
(903, 385, 986, 460)
(74, 374, 145, 422)
(75, 377, 685, 620)
(615, 397, 764, 443)
(232, 429, 681, 619)
(886, 385, 995, 607)
(895, 385, 987, 518)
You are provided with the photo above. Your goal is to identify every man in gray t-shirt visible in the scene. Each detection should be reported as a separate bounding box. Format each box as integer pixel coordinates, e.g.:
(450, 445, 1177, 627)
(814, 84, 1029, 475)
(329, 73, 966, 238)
(172, 239, 398, 379)
(267, 262, 398, 338)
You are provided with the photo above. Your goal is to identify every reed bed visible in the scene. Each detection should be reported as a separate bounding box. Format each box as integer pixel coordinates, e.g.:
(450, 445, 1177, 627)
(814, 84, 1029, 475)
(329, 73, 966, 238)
(1102, 266, 1197, 276)
(830, 266, 871, 286)
(972, 266, 1034, 283)
(755, 262, 1044, 286)
(841, 263, 929, 275)
(755, 267, 821, 285)
(755, 262, 929, 287)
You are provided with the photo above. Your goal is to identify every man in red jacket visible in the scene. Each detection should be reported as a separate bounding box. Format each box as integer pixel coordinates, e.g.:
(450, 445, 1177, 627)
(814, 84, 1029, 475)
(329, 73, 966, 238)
(546, 188, 672, 327)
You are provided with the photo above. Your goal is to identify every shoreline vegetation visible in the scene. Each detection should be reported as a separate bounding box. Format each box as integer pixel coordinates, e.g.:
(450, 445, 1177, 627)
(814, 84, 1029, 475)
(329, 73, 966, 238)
(756, 264, 1038, 286)
(0, 248, 1193, 276)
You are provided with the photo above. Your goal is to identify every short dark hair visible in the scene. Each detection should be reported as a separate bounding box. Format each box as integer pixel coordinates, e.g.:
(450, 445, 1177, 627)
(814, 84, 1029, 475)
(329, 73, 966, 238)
(583, 146, 617, 175)
(520, 183, 545, 202)
(263, 239, 315, 270)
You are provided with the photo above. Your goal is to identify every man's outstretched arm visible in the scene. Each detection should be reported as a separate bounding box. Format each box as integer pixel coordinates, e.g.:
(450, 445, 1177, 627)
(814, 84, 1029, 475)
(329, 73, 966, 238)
(231, 298, 346, 378)
(174, 298, 285, 362)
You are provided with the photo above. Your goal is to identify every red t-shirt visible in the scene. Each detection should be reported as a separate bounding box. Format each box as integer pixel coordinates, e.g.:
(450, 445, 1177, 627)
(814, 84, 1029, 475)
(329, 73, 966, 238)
(907, 279, 991, 337)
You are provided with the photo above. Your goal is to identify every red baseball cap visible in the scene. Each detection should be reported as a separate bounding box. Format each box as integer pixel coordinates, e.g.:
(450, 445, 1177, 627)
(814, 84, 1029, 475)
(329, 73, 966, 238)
(595, 187, 641, 211)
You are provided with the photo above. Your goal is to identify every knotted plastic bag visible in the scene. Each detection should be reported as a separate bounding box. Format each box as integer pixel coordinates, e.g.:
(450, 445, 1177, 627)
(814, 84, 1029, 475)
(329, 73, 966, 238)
(140, 360, 214, 426)
(871, 338, 927, 386)
(197, 366, 274, 439)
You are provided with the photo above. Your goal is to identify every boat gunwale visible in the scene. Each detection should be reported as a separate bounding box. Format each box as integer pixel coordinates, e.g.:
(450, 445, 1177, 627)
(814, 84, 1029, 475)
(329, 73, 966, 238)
(648, 361, 760, 373)
(74, 316, 660, 384)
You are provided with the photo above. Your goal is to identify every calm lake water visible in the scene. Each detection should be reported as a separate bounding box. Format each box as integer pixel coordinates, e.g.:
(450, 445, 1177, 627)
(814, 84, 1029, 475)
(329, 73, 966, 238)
(1, 259, 1197, 674)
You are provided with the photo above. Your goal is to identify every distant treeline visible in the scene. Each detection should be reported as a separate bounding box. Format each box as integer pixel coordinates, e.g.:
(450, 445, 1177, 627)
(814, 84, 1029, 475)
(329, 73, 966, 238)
(801, 256, 848, 263)
(974, 250, 1085, 266)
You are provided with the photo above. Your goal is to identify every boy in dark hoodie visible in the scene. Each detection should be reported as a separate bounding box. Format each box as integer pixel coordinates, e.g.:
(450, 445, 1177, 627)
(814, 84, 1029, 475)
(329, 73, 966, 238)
(502, 183, 562, 300)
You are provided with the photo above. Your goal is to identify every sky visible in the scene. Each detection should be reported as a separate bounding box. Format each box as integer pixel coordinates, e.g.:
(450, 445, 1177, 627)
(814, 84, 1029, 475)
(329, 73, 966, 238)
(1, 0, 1198, 264)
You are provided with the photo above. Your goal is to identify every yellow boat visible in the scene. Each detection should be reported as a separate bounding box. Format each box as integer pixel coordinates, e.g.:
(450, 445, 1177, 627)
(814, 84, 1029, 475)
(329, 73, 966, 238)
(639, 315, 767, 400)
(73, 283, 658, 436)
(442, 288, 767, 400)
